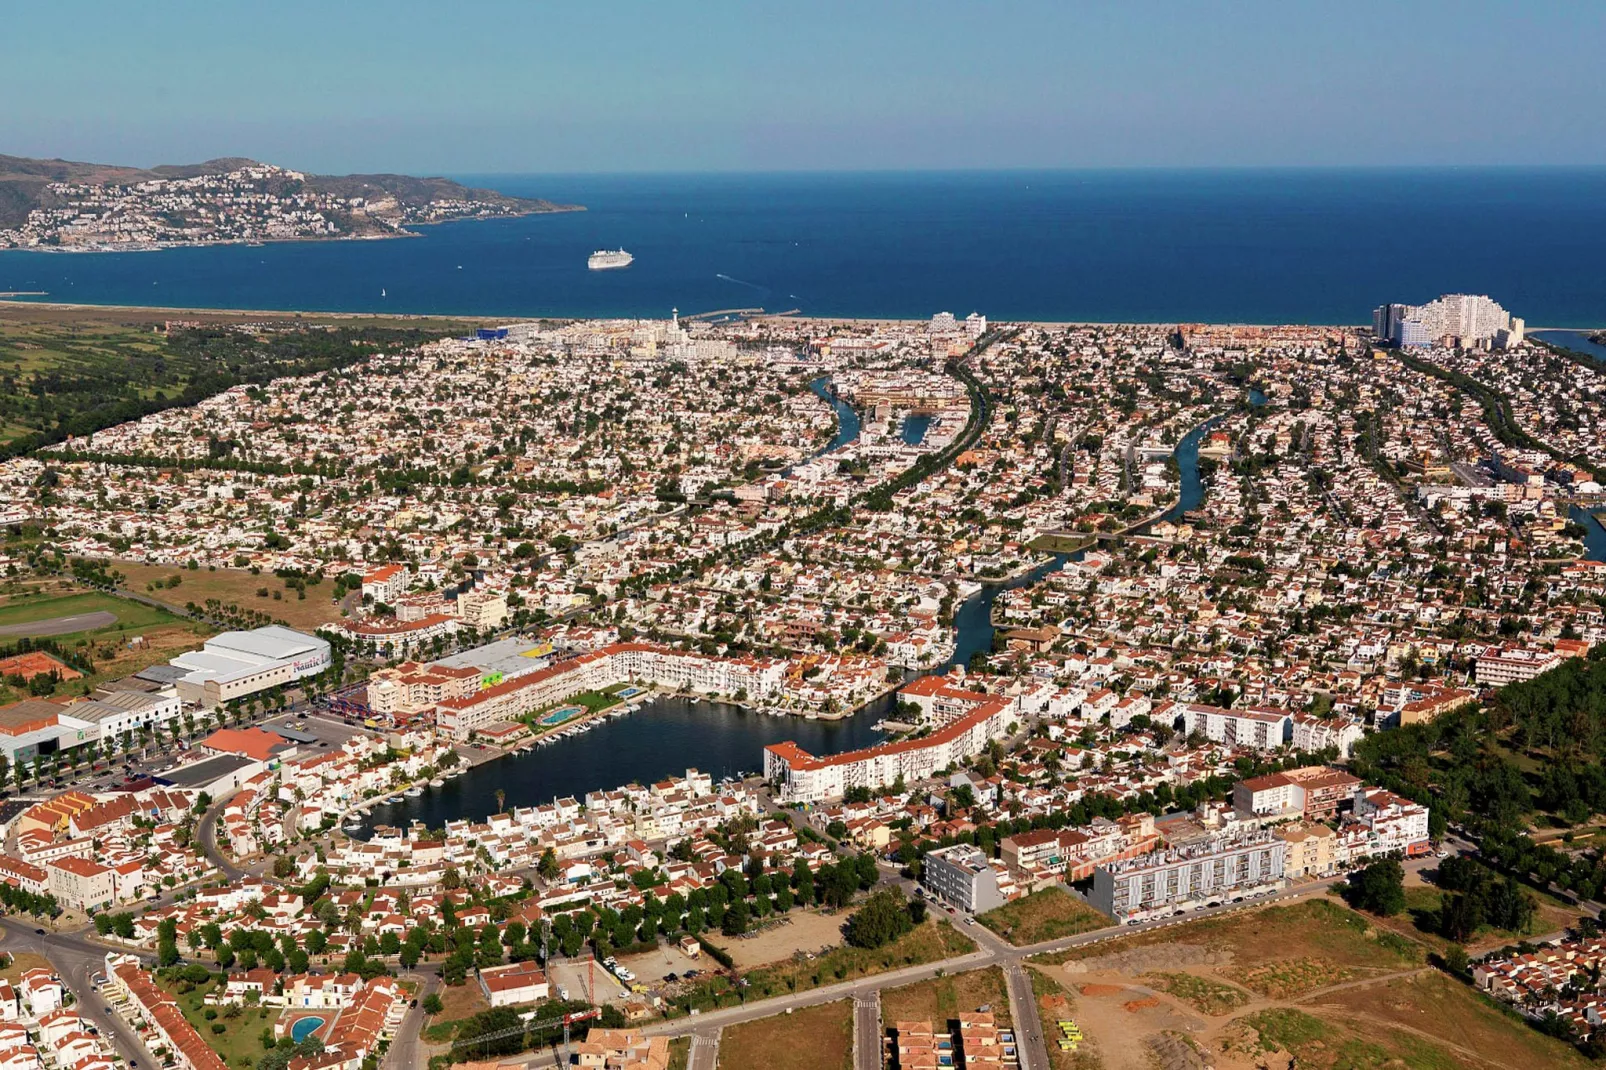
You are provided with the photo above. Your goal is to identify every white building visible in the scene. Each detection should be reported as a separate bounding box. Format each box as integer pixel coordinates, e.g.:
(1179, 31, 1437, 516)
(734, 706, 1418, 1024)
(1091, 829, 1286, 920)
(1373, 294, 1519, 348)
(766, 687, 1016, 804)
(1474, 646, 1563, 687)
(1167, 702, 1291, 753)
(169, 626, 331, 708)
(923, 844, 1012, 914)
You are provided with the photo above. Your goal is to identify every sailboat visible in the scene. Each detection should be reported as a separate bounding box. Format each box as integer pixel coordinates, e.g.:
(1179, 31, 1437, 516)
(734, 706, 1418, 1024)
(381, 288, 387, 298)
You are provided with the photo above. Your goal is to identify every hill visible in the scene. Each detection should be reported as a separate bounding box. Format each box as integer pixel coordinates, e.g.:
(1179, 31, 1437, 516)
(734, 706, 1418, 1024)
(0, 153, 579, 241)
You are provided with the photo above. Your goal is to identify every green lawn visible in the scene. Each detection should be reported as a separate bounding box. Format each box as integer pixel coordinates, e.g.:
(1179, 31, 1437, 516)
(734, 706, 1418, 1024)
(157, 977, 279, 1069)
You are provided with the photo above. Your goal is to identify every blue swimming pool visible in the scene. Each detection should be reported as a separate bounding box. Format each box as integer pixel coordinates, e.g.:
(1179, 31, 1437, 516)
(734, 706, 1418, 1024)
(539, 705, 585, 727)
(290, 1016, 324, 1043)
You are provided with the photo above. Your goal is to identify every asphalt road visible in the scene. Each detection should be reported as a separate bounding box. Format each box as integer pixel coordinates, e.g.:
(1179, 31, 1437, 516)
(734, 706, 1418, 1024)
(688, 1029, 721, 1070)
(853, 992, 881, 1070)
(383, 972, 436, 1070)
(0, 916, 157, 1066)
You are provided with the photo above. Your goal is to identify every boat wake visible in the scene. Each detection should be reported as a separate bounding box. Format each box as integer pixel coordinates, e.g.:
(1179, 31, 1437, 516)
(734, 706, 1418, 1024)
(715, 273, 769, 293)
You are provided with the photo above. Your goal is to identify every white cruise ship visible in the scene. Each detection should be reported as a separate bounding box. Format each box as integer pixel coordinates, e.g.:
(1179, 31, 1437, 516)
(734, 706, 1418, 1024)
(588, 248, 634, 270)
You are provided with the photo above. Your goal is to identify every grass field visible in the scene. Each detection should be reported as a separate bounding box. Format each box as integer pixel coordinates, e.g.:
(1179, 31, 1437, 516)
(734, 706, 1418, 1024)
(158, 976, 279, 1069)
(716, 1000, 854, 1070)
(114, 562, 345, 631)
(0, 585, 209, 703)
(0, 589, 183, 633)
(978, 888, 1110, 945)
(1317, 970, 1593, 1070)
(1390, 882, 1578, 955)
(879, 966, 1010, 1029)
(1027, 533, 1097, 554)
(0, 306, 492, 455)
(1025, 895, 1591, 1070)
(1140, 971, 1251, 1016)
(0, 951, 51, 984)
(667, 1036, 691, 1070)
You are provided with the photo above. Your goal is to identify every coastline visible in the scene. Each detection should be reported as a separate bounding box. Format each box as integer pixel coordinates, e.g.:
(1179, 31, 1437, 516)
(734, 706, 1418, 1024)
(0, 296, 1374, 331)
(0, 202, 586, 256)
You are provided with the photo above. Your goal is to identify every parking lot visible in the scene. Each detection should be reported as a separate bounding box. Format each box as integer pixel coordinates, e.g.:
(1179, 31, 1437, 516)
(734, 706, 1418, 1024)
(261, 711, 368, 750)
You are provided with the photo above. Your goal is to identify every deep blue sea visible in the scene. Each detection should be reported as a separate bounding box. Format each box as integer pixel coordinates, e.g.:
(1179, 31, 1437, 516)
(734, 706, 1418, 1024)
(3, 169, 1605, 325)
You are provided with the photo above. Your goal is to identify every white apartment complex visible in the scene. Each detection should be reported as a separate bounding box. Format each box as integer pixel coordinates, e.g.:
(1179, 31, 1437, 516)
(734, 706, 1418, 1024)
(1091, 828, 1287, 920)
(765, 686, 1016, 804)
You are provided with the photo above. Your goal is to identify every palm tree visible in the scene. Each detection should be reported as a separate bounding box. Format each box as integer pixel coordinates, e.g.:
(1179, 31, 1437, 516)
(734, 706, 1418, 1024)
(495, 788, 506, 815)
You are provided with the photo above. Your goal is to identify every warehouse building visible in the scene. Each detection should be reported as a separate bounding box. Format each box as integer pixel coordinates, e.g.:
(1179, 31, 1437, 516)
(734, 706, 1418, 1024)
(168, 626, 331, 708)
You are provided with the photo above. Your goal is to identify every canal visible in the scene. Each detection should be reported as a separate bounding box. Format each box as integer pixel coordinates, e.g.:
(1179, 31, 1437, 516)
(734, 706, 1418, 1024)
(360, 391, 1225, 831)
(809, 375, 861, 454)
(1533, 329, 1606, 365)
(943, 407, 1219, 669)
(1532, 332, 1606, 563)
(358, 696, 887, 833)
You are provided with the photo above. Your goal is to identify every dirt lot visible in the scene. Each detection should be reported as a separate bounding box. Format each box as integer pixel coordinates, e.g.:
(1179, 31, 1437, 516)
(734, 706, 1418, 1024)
(880, 966, 1011, 1029)
(1028, 895, 1589, 1070)
(725, 908, 848, 970)
(717, 999, 854, 1070)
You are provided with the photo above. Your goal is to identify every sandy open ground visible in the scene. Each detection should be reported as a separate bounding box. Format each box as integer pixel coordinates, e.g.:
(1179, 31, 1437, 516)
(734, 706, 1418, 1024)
(724, 909, 848, 971)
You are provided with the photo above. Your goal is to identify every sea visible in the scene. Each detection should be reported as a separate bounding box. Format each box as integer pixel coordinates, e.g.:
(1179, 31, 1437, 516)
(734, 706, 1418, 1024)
(3, 169, 1605, 326)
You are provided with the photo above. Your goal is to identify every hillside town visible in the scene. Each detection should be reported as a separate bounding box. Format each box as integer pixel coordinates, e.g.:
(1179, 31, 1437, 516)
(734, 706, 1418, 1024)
(0, 162, 561, 250)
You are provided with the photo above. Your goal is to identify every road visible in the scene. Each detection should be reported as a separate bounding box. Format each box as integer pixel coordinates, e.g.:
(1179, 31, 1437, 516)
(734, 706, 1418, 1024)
(196, 795, 248, 881)
(383, 972, 436, 1070)
(0, 916, 157, 1066)
(853, 991, 880, 1070)
(640, 857, 1451, 1066)
(688, 1028, 721, 1070)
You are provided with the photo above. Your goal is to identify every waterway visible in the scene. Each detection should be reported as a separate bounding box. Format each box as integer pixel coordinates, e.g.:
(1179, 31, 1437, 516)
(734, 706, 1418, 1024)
(943, 408, 1218, 669)
(1533, 332, 1606, 563)
(809, 375, 861, 455)
(359, 695, 887, 833)
(901, 414, 932, 445)
(1534, 329, 1606, 365)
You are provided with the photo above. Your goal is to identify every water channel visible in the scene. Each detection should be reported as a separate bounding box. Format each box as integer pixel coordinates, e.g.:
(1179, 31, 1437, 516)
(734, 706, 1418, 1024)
(359, 387, 1220, 831)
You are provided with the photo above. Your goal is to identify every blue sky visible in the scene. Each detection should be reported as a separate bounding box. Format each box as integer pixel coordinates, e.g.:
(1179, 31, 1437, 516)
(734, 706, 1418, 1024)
(6, 1, 1604, 173)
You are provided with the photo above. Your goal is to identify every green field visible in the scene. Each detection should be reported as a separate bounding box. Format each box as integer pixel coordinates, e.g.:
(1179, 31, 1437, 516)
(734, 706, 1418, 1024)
(0, 309, 481, 457)
(0, 590, 183, 634)
(158, 976, 280, 1069)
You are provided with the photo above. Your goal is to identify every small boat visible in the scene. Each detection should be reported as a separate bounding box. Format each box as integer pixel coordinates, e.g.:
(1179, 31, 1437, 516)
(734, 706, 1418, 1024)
(403, 786, 424, 798)
(343, 822, 363, 833)
(429, 778, 445, 788)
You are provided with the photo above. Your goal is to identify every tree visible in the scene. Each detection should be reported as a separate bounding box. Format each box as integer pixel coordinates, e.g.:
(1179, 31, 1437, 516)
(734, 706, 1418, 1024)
(1439, 892, 1482, 942)
(845, 889, 917, 949)
(1345, 858, 1406, 917)
(422, 992, 444, 1016)
(538, 847, 559, 882)
(722, 897, 750, 937)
